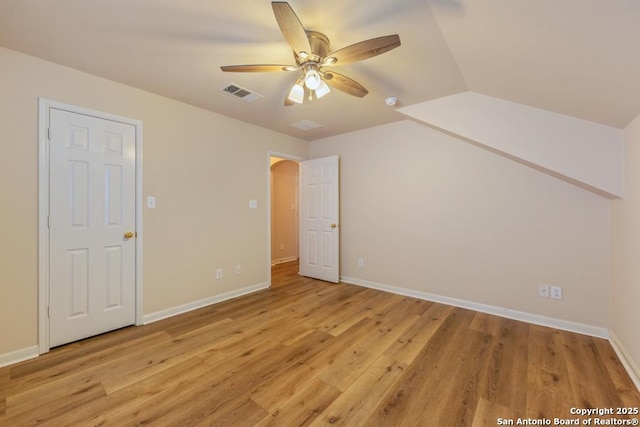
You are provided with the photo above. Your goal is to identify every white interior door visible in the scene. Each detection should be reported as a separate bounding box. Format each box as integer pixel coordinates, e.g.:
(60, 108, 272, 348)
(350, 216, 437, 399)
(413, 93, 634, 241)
(300, 156, 340, 283)
(48, 108, 136, 347)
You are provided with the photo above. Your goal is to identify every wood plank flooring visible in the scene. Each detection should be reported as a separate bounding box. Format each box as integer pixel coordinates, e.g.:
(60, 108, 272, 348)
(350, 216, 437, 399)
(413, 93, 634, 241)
(1, 260, 638, 426)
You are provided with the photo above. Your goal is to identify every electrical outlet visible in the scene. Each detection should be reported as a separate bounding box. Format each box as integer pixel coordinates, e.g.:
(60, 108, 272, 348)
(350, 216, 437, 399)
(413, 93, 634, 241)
(216, 268, 223, 280)
(357, 258, 364, 267)
(550, 285, 563, 300)
(235, 265, 241, 274)
(538, 284, 550, 298)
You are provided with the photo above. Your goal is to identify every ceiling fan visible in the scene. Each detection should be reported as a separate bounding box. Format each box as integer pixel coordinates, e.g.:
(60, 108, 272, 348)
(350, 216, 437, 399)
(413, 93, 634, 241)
(220, 1, 401, 106)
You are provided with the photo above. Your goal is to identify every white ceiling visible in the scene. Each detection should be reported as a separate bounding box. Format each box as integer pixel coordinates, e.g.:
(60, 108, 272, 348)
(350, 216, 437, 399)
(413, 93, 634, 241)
(1, 0, 639, 140)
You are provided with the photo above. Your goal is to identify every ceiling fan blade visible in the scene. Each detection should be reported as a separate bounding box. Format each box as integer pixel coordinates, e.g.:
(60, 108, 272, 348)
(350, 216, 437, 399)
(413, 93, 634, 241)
(325, 34, 401, 66)
(272, 2, 312, 56)
(323, 71, 369, 97)
(220, 64, 296, 72)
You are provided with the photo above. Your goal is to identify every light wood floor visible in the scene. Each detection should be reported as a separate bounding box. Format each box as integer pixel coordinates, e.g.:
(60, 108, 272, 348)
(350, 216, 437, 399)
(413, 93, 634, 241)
(1, 261, 638, 426)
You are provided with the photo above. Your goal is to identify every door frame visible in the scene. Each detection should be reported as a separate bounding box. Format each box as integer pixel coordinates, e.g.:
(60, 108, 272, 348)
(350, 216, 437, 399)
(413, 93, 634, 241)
(38, 98, 144, 354)
(266, 151, 305, 287)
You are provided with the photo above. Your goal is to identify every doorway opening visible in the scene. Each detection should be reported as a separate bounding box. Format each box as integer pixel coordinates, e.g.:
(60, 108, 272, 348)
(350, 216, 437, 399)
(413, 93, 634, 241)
(267, 153, 340, 286)
(270, 156, 300, 273)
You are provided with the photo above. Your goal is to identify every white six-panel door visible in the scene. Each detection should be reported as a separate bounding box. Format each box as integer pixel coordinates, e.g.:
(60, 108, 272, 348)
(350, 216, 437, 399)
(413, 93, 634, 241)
(300, 156, 340, 283)
(48, 108, 136, 347)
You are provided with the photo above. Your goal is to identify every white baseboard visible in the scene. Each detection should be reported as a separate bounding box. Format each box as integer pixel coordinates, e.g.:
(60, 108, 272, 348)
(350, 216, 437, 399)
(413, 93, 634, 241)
(3, 278, 638, 394)
(271, 256, 298, 266)
(0, 283, 271, 369)
(0, 345, 39, 369)
(609, 332, 640, 392)
(340, 276, 640, 392)
(340, 276, 609, 339)
(143, 281, 270, 324)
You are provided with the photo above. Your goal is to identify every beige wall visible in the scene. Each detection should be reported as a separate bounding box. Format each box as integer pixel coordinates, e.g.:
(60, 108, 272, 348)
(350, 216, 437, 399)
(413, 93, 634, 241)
(1, 44, 630, 370)
(0, 47, 307, 355)
(271, 160, 299, 263)
(309, 120, 612, 327)
(612, 113, 640, 377)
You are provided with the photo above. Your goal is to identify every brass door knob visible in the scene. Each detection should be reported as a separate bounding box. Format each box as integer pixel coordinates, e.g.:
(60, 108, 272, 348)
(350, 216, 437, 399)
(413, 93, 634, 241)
(124, 231, 134, 239)
(331, 223, 337, 229)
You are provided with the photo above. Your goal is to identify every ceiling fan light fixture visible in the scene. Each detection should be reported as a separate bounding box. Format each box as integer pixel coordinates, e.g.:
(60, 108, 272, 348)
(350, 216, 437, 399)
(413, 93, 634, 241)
(287, 82, 305, 104)
(304, 68, 322, 90)
(315, 80, 331, 98)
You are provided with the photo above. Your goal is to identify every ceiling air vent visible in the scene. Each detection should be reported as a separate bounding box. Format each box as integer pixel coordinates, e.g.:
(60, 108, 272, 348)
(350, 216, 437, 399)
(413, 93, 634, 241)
(219, 83, 263, 103)
(289, 120, 323, 131)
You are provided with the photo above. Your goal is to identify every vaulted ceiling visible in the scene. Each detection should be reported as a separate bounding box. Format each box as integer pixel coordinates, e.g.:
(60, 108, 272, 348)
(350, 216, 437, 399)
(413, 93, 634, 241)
(1, 0, 639, 140)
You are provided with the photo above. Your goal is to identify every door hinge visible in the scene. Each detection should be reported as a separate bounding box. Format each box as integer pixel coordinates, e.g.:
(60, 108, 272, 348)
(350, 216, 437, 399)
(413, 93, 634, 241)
(47, 215, 51, 229)
(47, 128, 51, 140)
(47, 306, 50, 318)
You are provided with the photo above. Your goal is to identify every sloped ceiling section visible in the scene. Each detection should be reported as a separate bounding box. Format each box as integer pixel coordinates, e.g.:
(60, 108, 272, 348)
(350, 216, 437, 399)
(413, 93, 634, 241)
(399, 92, 624, 198)
(429, 0, 640, 129)
(403, 0, 638, 198)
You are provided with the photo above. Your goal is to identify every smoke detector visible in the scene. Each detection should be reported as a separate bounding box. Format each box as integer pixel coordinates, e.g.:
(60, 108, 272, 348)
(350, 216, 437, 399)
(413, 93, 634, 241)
(385, 97, 398, 106)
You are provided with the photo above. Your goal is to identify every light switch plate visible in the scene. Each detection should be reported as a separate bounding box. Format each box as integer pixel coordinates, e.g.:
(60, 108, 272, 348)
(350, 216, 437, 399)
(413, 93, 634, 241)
(147, 196, 156, 209)
(249, 199, 257, 209)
